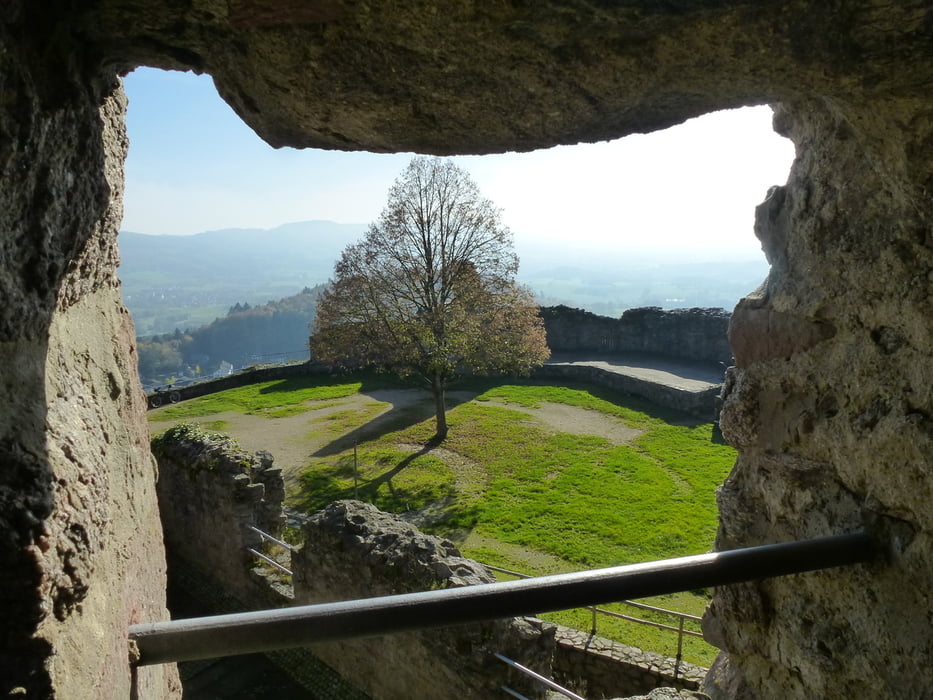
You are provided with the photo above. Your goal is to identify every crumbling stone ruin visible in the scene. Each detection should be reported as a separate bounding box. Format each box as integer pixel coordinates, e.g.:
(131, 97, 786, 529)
(294, 500, 556, 699)
(1, 2, 931, 698)
(151, 425, 286, 604)
(541, 306, 732, 366)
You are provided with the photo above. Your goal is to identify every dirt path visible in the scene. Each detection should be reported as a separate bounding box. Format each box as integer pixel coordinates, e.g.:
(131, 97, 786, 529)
(199, 390, 424, 481)
(479, 399, 643, 444)
(176, 389, 642, 487)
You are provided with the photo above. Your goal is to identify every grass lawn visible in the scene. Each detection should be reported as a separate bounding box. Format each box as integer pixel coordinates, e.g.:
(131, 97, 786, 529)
(150, 372, 735, 665)
(149, 372, 402, 420)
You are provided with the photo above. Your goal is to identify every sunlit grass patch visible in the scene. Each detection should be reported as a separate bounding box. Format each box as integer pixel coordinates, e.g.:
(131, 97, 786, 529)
(147, 372, 394, 421)
(316, 403, 389, 435)
(193, 419, 231, 433)
(378, 392, 733, 568)
(474, 382, 657, 429)
(461, 535, 717, 666)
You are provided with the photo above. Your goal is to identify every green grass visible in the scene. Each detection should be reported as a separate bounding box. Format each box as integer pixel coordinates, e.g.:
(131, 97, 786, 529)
(294, 447, 458, 515)
(148, 372, 400, 421)
(313, 403, 390, 437)
(474, 382, 657, 429)
(193, 419, 231, 433)
(387, 386, 734, 567)
(344, 382, 732, 665)
(152, 373, 735, 666)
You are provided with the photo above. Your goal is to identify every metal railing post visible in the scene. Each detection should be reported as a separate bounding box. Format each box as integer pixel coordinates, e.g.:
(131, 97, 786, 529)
(674, 616, 685, 679)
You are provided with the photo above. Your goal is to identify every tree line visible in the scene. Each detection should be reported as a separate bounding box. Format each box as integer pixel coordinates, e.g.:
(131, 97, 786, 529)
(136, 285, 324, 383)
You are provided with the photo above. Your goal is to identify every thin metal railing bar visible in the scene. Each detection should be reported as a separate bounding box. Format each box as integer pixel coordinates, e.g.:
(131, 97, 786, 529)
(483, 564, 703, 676)
(486, 561, 705, 648)
(484, 563, 702, 621)
(484, 564, 533, 579)
(246, 548, 293, 576)
(247, 525, 296, 553)
(587, 607, 705, 638)
(129, 532, 873, 666)
(501, 686, 531, 700)
(494, 653, 586, 700)
(619, 599, 703, 621)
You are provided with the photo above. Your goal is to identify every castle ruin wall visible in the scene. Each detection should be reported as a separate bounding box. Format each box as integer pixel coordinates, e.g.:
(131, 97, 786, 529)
(542, 306, 732, 366)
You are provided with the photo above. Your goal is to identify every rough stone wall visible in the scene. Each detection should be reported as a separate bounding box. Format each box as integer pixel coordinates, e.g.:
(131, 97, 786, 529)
(542, 306, 732, 366)
(552, 627, 705, 699)
(152, 425, 286, 603)
(292, 501, 557, 700)
(702, 94, 933, 698)
(0, 4, 179, 697)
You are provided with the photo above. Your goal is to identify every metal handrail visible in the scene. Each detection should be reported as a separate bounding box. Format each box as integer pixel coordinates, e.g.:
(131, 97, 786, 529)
(483, 562, 704, 651)
(129, 532, 873, 666)
(246, 525, 294, 575)
(247, 524, 296, 553)
(495, 652, 585, 700)
(246, 547, 292, 576)
(622, 598, 702, 621)
(485, 564, 703, 621)
(586, 605, 704, 637)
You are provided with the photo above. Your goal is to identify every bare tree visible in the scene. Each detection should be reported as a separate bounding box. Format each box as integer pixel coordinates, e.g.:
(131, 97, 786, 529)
(312, 156, 550, 440)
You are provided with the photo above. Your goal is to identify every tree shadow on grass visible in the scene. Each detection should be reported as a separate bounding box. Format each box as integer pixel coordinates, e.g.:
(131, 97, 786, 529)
(296, 443, 457, 515)
(255, 370, 403, 396)
(312, 389, 476, 457)
(366, 442, 437, 489)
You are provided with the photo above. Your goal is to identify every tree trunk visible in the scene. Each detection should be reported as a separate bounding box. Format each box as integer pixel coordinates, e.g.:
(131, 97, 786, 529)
(431, 373, 448, 440)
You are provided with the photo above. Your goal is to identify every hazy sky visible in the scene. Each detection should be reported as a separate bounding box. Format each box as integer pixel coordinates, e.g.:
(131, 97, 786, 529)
(122, 67, 796, 261)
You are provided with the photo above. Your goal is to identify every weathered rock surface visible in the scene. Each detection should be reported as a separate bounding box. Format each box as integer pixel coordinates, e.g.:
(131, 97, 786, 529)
(617, 690, 710, 700)
(707, 91, 933, 698)
(552, 627, 706, 698)
(296, 500, 494, 595)
(2, 1, 932, 698)
(152, 424, 286, 602)
(1, 4, 179, 696)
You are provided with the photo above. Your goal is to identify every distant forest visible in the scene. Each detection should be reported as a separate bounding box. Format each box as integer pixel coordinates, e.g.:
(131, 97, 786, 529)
(136, 286, 322, 385)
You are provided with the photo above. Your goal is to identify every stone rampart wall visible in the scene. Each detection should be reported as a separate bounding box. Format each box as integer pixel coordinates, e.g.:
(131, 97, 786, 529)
(292, 500, 557, 700)
(152, 424, 287, 604)
(542, 306, 731, 366)
(552, 627, 705, 698)
(534, 362, 721, 420)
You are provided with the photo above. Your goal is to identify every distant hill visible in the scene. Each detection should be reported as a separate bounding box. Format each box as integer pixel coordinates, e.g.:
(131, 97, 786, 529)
(119, 220, 366, 335)
(118, 219, 769, 336)
(515, 238, 769, 317)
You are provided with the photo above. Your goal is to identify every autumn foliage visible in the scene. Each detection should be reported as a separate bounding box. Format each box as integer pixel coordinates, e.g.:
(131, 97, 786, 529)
(312, 157, 549, 439)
